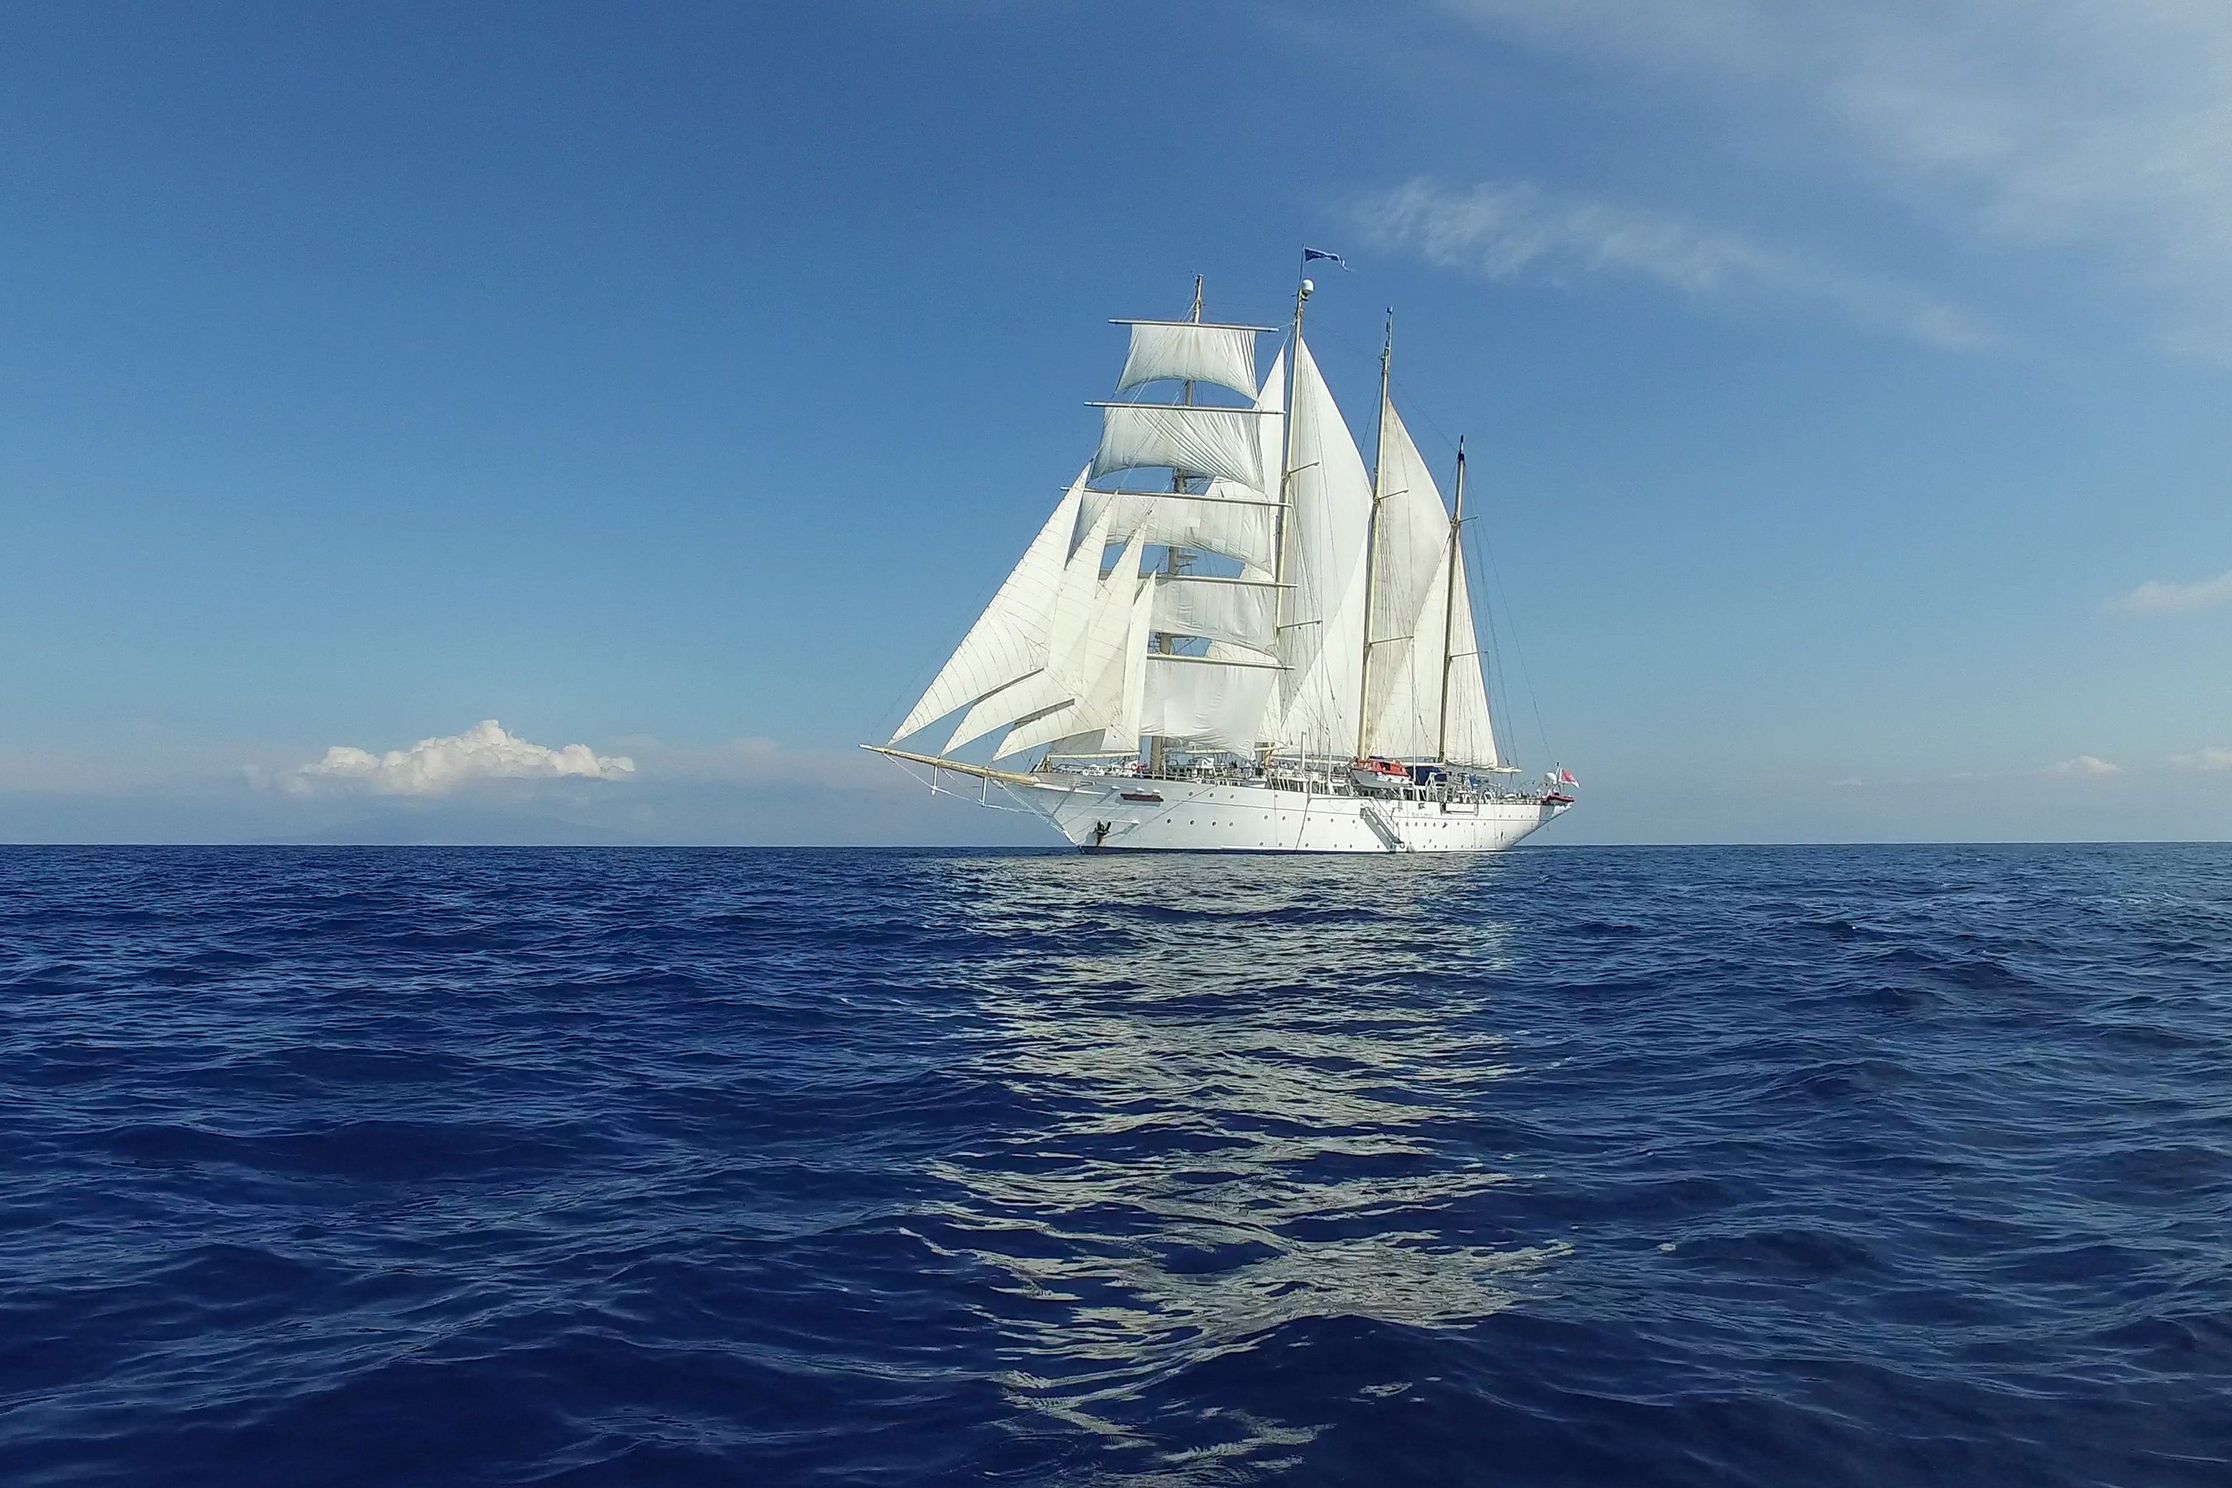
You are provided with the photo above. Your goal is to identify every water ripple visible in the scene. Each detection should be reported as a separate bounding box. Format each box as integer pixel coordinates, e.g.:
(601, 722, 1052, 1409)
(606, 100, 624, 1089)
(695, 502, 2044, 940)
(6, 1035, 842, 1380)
(1, 843, 2228, 1485)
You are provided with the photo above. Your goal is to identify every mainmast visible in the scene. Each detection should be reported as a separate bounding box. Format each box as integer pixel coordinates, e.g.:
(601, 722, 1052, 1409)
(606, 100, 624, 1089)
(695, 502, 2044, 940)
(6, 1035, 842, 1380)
(1356, 309, 1392, 760)
(1436, 437, 1466, 764)
(1148, 275, 1206, 776)
(1264, 270, 1311, 767)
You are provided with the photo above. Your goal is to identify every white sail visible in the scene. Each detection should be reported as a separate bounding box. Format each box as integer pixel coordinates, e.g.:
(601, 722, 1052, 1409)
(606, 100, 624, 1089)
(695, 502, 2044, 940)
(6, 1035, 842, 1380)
(1441, 557, 1500, 767)
(942, 498, 1114, 752)
(1247, 349, 1288, 744)
(1252, 349, 1286, 506)
(1107, 577, 1157, 752)
(1092, 403, 1269, 490)
(1114, 321, 1261, 400)
(943, 670, 1070, 755)
(1363, 536, 1500, 766)
(890, 475, 1084, 743)
(1150, 574, 1279, 651)
(1271, 340, 1374, 757)
(995, 528, 1150, 759)
(1362, 399, 1457, 754)
(1076, 483, 1276, 576)
(1140, 654, 1281, 756)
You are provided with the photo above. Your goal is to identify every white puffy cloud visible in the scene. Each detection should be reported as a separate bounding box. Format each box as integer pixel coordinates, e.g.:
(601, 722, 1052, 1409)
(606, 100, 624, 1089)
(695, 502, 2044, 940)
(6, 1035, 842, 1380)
(2047, 754, 2122, 777)
(2105, 569, 2232, 616)
(292, 720, 635, 796)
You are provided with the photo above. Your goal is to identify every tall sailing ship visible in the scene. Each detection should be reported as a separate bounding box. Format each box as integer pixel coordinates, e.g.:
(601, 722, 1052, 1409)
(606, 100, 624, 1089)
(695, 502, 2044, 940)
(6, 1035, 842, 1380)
(866, 265, 1575, 853)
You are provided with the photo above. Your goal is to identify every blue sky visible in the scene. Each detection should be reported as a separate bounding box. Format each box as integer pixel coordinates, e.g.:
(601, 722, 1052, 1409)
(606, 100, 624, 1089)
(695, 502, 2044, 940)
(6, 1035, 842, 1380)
(4, 1, 2228, 844)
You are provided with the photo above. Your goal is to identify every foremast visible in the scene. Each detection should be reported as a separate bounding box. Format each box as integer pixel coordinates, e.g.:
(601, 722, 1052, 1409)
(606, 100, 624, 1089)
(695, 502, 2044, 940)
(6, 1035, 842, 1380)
(1149, 274, 1208, 779)
(1438, 439, 1466, 764)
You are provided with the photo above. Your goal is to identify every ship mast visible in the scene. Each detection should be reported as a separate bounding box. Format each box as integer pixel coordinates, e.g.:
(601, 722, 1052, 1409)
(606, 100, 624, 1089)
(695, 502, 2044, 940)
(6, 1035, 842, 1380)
(1148, 275, 1205, 776)
(1436, 438, 1466, 764)
(1265, 270, 1310, 768)
(1355, 309, 1392, 760)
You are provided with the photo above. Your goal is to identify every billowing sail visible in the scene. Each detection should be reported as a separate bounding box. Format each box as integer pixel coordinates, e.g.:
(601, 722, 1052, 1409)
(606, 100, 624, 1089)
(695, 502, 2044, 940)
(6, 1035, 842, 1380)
(1139, 654, 1281, 756)
(1270, 340, 1374, 756)
(942, 499, 1113, 752)
(1092, 403, 1269, 490)
(1076, 483, 1276, 576)
(1440, 557, 1500, 766)
(1106, 578, 1157, 752)
(942, 669, 1069, 756)
(995, 528, 1150, 759)
(1150, 575, 1279, 651)
(1361, 399, 1458, 755)
(1362, 530, 1500, 766)
(1114, 321, 1262, 400)
(891, 475, 1084, 743)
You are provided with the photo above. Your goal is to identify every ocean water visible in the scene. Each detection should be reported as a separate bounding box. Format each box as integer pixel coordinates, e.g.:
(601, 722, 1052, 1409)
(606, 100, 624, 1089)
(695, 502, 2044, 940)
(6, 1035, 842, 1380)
(2, 844, 2227, 1487)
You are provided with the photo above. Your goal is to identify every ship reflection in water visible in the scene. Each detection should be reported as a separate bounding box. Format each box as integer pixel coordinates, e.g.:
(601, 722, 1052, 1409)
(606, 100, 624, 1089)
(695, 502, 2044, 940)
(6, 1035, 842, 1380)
(913, 852, 1569, 1463)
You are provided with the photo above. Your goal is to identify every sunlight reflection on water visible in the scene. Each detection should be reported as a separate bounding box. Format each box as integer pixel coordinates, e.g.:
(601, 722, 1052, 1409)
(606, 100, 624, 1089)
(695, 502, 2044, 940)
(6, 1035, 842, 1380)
(917, 853, 1563, 1458)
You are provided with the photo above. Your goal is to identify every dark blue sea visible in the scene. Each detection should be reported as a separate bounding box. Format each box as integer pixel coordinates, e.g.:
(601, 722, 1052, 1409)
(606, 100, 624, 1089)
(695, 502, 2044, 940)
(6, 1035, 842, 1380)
(3, 845, 2228, 1486)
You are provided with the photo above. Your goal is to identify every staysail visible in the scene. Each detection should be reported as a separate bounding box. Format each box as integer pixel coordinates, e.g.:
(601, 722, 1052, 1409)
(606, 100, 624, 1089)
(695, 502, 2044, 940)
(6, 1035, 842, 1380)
(994, 527, 1151, 759)
(889, 475, 1084, 744)
(939, 497, 1115, 752)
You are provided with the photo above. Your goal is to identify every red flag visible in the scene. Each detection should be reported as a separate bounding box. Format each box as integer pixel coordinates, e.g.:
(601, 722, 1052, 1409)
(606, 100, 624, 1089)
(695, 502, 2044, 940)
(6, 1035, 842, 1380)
(1558, 769, 1578, 785)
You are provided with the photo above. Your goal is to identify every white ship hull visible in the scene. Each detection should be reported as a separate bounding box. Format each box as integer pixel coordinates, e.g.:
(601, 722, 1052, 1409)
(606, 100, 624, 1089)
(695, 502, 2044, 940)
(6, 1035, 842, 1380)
(1007, 772, 1568, 853)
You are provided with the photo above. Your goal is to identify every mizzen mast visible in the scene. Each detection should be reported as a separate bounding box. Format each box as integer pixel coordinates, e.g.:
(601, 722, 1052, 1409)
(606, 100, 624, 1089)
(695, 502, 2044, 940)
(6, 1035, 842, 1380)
(1436, 437, 1466, 764)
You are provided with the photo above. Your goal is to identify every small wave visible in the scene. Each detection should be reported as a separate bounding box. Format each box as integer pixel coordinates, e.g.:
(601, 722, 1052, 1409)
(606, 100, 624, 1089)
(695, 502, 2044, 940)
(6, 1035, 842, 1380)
(5, 842, 2231, 1487)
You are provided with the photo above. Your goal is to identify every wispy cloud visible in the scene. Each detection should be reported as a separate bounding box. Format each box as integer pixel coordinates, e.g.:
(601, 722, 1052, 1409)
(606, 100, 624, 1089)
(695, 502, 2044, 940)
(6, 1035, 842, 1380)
(2169, 747, 2232, 772)
(1432, 0, 2232, 363)
(2047, 754, 2122, 778)
(290, 720, 635, 796)
(2105, 568, 2232, 616)
(1356, 177, 1999, 351)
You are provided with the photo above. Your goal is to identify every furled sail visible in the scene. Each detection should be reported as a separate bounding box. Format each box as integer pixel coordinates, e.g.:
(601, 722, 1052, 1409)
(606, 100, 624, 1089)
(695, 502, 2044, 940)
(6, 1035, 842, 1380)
(1270, 340, 1374, 756)
(1150, 574, 1279, 651)
(1113, 321, 1263, 400)
(1091, 404, 1269, 491)
(1076, 482, 1277, 576)
(890, 475, 1084, 743)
